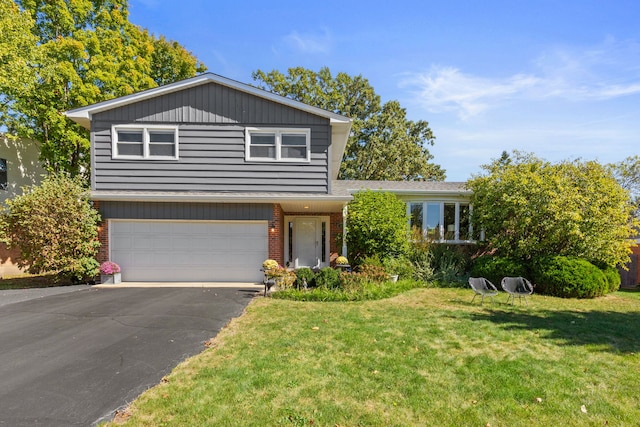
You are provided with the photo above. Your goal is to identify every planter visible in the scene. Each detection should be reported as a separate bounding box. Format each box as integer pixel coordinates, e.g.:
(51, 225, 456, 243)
(390, 274, 399, 283)
(101, 272, 121, 284)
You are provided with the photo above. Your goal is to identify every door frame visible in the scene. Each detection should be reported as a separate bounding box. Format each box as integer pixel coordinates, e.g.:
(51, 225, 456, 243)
(283, 215, 330, 269)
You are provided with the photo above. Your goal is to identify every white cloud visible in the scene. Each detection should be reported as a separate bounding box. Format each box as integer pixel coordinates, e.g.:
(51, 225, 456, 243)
(400, 39, 640, 120)
(283, 29, 332, 54)
(400, 67, 540, 118)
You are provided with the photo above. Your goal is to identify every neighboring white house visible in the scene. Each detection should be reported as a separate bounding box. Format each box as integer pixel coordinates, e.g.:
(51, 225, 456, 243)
(0, 134, 46, 277)
(0, 135, 45, 205)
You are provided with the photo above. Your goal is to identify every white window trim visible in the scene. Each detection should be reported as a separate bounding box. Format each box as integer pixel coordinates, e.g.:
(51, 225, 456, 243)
(407, 201, 476, 244)
(245, 127, 311, 163)
(112, 124, 179, 160)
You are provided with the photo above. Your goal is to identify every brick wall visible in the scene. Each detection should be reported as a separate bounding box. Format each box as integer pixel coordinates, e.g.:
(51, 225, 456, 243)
(94, 201, 109, 264)
(269, 204, 284, 265)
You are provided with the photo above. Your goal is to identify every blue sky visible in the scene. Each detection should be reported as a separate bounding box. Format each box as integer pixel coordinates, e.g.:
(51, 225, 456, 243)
(129, 0, 640, 181)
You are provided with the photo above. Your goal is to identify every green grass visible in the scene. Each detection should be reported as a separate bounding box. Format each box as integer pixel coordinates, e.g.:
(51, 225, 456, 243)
(108, 289, 640, 426)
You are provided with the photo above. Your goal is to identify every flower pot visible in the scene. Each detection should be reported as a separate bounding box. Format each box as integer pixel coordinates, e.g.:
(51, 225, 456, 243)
(101, 272, 121, 284)
(390, 274, 399, 283)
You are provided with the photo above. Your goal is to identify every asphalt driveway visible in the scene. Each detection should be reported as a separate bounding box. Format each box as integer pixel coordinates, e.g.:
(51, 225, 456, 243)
(0, 286, 259, 426)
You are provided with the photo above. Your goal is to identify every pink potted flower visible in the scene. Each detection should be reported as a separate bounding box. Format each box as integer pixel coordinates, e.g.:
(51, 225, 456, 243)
(100, 261, 121, 284)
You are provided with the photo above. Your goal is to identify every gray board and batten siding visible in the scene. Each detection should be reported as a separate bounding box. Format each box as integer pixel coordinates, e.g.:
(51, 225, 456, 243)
(99, 201, 274, 221)
(92, 81, 332, 193)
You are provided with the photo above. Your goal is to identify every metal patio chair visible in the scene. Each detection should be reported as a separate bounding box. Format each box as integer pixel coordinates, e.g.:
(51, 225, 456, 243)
(501, 276, 534, 305)
(468, 277, 499, 305)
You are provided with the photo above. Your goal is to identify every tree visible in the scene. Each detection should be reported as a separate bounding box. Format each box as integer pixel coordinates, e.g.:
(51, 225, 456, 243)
(0, 0, 206, 180)
(0, 0, 39, 119)
(346, 190, 409, 265)
(467, 151, 638, 268)
(252, 67, 445, 181)
(609, 155, 640, 206)
(0, 174, 101, 281)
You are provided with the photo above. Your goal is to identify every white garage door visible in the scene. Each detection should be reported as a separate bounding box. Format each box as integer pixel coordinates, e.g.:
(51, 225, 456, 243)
(110, 220, 268, 282)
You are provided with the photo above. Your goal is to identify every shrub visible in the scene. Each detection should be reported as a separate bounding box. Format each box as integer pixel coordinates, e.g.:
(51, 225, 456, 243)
(382, 256, 414, 279)
(360, 254, 383, 267)
(407, 232, 433, 282)
(0, 174, 101, 282)
(470, 256, 529, 288)
(600, 265, 621, 293)
(294, 267, 315, 288)
(273, 278, 427, 302)
(357, 264, 389, 283)
(532, 256, 608, 298)
(315, 267, 341, 289)
(346, 190, 409, 265)
(431, 245, 471, 287)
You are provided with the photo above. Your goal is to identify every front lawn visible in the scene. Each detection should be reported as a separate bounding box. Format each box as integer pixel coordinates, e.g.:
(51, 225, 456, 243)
(108, 289, 640, 426)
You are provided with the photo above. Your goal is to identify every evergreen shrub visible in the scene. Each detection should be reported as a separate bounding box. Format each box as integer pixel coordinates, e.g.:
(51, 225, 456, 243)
(532, 256, 608, 298)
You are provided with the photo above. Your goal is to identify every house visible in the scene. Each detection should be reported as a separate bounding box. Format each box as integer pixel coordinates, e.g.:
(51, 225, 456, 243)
(0, 135, 46, 277)
(64, 73, 472, 283)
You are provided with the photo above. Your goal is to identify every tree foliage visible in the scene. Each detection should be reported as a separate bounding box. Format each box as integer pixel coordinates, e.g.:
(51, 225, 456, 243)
(0, 0, 206, 180)
(609, 155, 640, 206)
(0, 174, 101, 281)
(467, 151, 638, 268)
(252, 67, 445, 181)
(346, 190, 409, 265)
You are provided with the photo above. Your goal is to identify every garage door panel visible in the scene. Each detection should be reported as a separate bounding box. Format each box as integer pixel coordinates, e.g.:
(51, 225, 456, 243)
(110, 220, 267, 282)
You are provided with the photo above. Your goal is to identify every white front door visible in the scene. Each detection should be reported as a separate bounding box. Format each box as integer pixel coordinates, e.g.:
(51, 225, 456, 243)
(294, 218, 320, 268)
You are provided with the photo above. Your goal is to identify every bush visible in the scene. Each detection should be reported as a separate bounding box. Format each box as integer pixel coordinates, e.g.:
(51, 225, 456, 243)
(360, 254, 383, 267)
(431, 245, 471, 287)
(294, 267, 315, 288)
(346, 190, 409, 265)
(0, 174, 101, 282)
(273, 279, 428, 302)
(315, 267, 341, 289)
(532, 256, 608, 298)
(356, 264, 389, 283)
(407, 233, 433, 282)
(600, 265, 621, 293)
(382, 256, 414, 279)
(470, 256, 529, 288)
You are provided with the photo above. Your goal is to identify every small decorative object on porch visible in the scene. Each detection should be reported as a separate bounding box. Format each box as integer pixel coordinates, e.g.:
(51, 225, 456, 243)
(336, 256, 349, 266)
(262, 259, 279, 271)
(100, 261, 121, 284)
(335, 255, 351, 272)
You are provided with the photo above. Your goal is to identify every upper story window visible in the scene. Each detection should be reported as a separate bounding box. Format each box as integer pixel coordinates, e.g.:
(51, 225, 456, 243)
(0, 158, 7, 190)
(409, 201, 476, 243)
(112, 125, 179, 160)
(245, 128, 311, 162)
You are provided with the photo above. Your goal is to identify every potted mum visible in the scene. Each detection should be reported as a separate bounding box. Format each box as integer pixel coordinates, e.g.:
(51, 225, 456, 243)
(100, 261, 121, 284)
